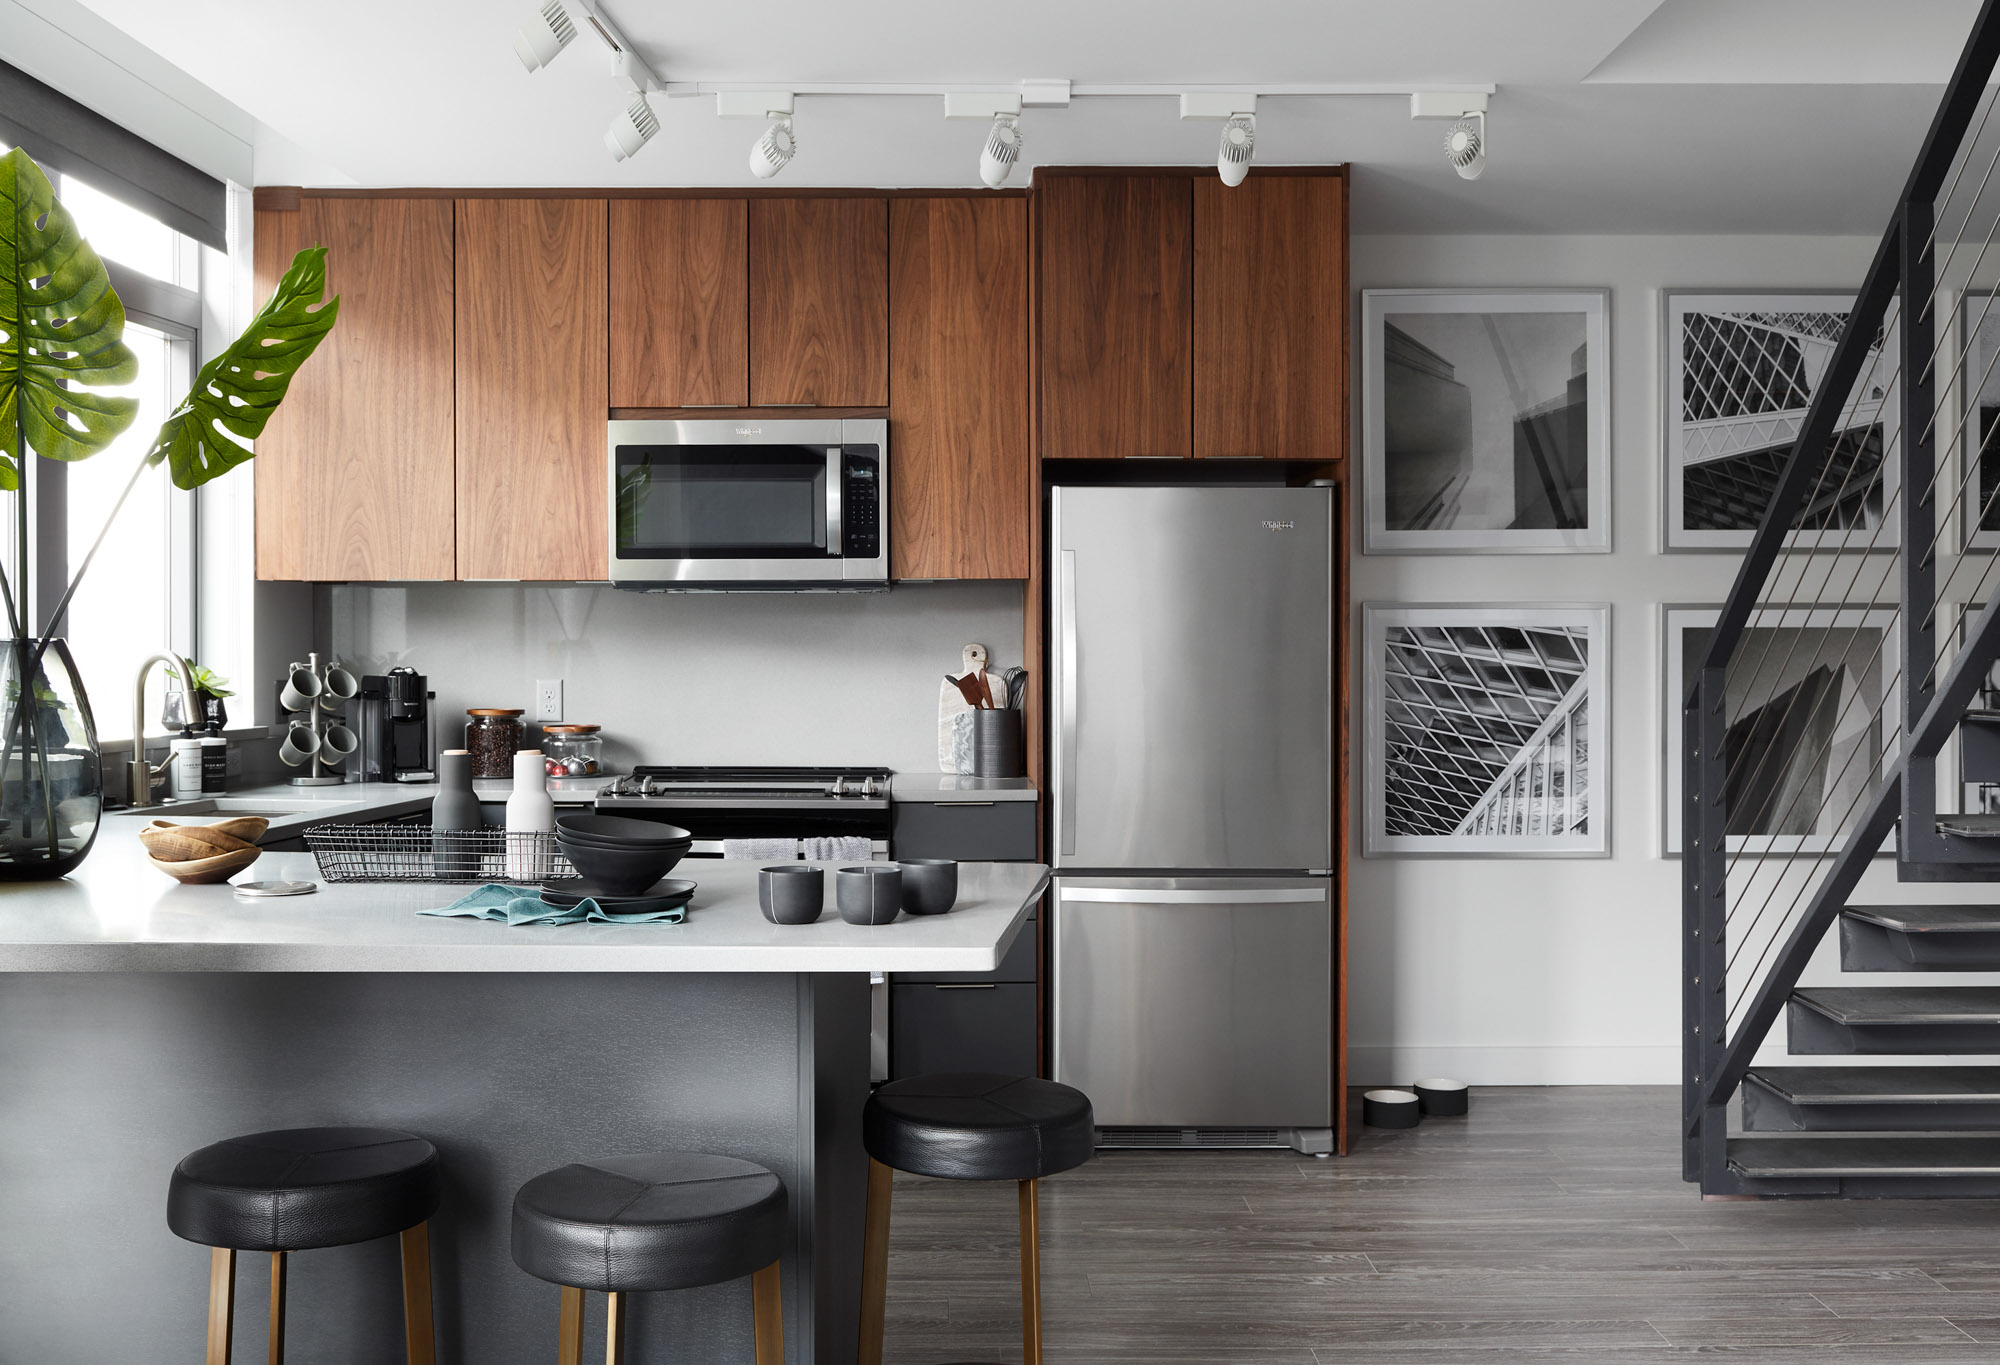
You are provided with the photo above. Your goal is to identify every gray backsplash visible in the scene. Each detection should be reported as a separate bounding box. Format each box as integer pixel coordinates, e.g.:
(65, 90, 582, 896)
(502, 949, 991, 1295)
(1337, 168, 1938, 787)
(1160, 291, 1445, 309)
(318, 581, 1027, 774)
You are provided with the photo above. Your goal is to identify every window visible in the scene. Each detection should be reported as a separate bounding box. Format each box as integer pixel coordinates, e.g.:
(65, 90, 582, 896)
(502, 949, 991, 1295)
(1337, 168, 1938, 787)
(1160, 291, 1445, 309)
(1, 154, 203, 741)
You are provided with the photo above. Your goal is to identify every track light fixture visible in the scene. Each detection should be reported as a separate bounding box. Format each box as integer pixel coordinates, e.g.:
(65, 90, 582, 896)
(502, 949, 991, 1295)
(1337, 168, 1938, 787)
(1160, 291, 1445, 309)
(719, 92, 800, 179)
(1180, 93, 1257, 187)
(513, 0, 577, 72)
(606, 92, 659, 161)
(1411, 92, 1489, 180)
(1217, 114, 1256, 188)
(750, 117, 796, 178)
(944, 93, 1027, 188)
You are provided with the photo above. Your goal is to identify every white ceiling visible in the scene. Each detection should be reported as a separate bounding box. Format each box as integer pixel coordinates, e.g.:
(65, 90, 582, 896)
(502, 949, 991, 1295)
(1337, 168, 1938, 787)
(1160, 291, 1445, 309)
(27, 0, 1992, 234)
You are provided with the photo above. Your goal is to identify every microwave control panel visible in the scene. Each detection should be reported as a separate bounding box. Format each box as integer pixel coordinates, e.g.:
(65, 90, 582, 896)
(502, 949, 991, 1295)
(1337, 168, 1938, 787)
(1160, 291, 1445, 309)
(843, 450, 881, 559)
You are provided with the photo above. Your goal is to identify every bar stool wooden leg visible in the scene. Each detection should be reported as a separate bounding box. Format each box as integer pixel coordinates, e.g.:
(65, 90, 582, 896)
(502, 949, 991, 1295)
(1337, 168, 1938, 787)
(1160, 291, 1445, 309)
(1018, 1178, 1042, 1365)
(267, 1252, 287, 1365)
(857, 1157, 893, 1365)
(604, 1291, 626, 1365)
(752, 1259, 784, 1365)
(556, 1286, 586, 1365)
(206, 1247, 236, 1365)
(400, 1222, 437, 1365)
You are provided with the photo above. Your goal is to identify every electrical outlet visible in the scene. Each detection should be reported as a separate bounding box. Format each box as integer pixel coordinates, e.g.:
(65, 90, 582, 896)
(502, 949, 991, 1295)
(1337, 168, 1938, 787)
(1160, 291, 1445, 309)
(535, 679, 563, 722)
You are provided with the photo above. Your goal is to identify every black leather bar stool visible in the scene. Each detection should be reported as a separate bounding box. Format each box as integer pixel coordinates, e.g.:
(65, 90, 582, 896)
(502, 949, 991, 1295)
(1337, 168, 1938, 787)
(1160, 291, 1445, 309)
(858, 1073, 1094, 1365)
(511, 1152, 787, 1364)
(166, 1126, 442, 1365)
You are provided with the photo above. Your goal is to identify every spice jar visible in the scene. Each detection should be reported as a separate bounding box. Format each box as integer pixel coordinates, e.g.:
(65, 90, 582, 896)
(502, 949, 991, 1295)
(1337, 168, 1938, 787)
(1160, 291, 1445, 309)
(542, 724, 604, 777)
(465, 708, 526, 778)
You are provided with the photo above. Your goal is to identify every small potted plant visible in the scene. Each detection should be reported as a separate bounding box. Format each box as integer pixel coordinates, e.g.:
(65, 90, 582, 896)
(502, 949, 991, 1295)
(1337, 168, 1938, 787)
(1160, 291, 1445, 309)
(164, 664, 233, 732)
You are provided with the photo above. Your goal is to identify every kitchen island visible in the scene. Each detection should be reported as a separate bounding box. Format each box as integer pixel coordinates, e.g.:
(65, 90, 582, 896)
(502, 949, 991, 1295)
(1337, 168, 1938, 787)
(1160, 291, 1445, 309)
(0, 826, 1044, 1364)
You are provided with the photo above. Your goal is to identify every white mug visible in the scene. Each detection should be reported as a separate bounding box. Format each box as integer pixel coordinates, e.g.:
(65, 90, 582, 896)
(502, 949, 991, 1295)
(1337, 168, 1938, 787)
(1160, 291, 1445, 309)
(319, 724, 358, 763)
(320, 665, 359, 711)
(279, 666, 322, 714)
(277, 723, 321, 767)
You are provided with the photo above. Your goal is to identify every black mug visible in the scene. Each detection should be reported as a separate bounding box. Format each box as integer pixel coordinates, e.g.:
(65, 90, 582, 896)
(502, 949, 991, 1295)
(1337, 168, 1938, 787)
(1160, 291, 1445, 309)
(972, 709, 1023, 778)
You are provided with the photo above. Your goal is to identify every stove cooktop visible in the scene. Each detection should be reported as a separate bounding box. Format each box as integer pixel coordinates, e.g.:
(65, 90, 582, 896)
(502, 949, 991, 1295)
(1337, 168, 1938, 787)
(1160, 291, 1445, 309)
(600, 765, 894, 804)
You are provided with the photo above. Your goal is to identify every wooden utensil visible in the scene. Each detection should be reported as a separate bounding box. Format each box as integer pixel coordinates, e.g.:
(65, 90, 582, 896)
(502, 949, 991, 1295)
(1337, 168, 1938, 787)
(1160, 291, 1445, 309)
(948, 671, 992, 710)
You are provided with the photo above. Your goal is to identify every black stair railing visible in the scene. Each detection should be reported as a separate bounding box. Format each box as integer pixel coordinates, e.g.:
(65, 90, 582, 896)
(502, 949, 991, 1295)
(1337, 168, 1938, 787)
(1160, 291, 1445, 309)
(1684, 0, 2000, 1194)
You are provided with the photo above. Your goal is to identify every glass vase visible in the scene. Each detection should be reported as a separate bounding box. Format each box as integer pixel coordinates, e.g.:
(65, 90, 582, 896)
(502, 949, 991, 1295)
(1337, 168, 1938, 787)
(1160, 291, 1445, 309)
(0, 639, 102, 879)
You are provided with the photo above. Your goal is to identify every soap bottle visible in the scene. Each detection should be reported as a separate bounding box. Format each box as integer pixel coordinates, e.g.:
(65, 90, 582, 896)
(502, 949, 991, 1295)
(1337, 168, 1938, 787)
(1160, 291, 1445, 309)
(505, 748, 555, 880)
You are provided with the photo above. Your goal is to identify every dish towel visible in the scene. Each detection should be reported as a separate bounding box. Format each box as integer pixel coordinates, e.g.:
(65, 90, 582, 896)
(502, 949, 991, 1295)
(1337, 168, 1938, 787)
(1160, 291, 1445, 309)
(802, 836, 873, 863)
(724, 838, 799, 861)
(419, 884, 687, 926)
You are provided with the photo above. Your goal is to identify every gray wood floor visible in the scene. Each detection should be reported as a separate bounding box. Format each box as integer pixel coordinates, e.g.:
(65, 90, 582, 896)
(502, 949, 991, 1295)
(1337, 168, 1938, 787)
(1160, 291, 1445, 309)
(878, 1085, 2000, 1363)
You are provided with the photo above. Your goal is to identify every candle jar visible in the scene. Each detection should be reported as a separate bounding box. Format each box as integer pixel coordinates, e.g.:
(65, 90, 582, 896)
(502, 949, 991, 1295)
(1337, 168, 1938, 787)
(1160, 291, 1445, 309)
(541, 724, 604, 777)
(464, 708, 525, 779)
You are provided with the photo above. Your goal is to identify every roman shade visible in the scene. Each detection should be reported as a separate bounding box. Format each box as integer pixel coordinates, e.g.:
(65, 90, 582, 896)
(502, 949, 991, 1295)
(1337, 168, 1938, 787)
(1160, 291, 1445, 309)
(0, 57, 227, 251)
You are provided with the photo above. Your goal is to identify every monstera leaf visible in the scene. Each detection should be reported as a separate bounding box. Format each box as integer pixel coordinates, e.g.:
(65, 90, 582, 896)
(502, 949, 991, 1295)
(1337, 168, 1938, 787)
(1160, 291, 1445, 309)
(0, 147, 139, 489)
(145, 246, 339, 490)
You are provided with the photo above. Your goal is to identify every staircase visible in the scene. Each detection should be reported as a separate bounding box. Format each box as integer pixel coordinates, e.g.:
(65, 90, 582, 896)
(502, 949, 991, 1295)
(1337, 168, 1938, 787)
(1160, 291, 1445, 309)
(1683, 0, 2000, 1197)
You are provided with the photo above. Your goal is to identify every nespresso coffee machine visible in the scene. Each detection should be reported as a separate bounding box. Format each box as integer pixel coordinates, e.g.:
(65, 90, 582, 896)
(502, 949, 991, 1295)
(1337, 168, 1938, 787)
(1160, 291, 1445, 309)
(355, 667, 436, 782)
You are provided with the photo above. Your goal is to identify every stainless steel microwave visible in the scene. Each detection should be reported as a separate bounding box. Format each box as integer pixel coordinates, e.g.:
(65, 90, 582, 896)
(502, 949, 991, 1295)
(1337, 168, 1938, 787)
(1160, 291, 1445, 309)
(606, 418, 888, 591)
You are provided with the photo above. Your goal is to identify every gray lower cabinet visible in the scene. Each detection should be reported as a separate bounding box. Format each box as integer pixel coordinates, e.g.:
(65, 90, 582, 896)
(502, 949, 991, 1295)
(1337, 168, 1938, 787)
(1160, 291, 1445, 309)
(890, 796, 1040, 1080)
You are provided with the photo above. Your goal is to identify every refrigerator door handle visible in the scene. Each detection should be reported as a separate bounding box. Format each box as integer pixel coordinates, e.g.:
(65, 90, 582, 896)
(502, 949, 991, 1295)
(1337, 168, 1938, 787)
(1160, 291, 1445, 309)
(1060, 887, 1329, 905)
(1058, 548, 1079, 858)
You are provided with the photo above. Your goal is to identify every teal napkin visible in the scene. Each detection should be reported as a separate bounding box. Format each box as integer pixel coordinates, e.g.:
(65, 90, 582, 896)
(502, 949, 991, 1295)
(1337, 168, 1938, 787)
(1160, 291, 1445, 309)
(420, 883, 687, 926)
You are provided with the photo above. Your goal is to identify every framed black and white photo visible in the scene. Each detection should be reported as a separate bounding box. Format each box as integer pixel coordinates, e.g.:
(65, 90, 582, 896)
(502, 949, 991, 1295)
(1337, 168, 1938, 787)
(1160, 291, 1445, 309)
(1361, 289, 1610, 554)
(1959, 292, 2000, 549)
(1662, 604, 1899, 855)
(1363, 604, 1610, 857)
(1664, 292, 1901, 552)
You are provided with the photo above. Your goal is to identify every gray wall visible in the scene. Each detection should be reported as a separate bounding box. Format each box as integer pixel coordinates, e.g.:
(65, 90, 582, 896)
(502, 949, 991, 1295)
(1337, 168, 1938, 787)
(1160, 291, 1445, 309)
(320, 582, 1026, 775)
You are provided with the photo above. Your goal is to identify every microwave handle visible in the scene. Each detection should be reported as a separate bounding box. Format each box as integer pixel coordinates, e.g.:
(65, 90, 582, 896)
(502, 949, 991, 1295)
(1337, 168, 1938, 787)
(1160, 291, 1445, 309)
(826, 449, 843, 555)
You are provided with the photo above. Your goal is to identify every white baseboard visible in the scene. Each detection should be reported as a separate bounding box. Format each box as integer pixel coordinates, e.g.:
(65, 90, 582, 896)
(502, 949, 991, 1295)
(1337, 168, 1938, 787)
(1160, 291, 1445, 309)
(1348, 1044, 1680, 1087)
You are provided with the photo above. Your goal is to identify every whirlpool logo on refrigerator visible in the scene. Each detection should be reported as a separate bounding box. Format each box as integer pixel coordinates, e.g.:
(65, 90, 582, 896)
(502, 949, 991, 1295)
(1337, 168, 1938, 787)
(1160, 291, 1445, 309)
(1261, 520, 1296, 531)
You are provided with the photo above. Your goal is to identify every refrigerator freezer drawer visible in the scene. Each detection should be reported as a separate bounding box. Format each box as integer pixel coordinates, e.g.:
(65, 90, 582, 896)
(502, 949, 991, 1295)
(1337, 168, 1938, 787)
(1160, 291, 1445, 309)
(1051, 877, 1333, 1128)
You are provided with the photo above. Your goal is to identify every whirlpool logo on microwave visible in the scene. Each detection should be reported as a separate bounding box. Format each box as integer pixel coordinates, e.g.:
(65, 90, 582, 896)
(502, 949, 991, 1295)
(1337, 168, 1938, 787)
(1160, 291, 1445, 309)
(1261, 520, 1296, 531)
(735, 426, 764, 435)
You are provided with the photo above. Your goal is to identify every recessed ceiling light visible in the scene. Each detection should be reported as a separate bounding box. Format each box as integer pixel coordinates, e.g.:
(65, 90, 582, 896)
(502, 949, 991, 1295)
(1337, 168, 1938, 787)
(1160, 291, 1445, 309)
(513, 0, 577, 72)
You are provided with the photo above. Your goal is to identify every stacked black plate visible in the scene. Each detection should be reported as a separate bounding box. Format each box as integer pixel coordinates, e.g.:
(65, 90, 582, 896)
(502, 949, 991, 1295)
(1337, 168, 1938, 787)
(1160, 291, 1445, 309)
(540, 879, 697, 914)
(554, 814, 693, 896)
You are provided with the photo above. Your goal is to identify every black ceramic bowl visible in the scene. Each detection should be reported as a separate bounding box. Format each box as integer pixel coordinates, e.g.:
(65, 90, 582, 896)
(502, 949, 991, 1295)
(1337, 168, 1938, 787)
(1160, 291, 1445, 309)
(1361, 1089, 1421, 1130)
(759, 865, 824, 925)
(555, 814, 691, 846)
(835, 865, 902, 926)
(1413, 1078, 1469, 1117)
(556, 836, 677, 896)
(896, 858, 959, 915)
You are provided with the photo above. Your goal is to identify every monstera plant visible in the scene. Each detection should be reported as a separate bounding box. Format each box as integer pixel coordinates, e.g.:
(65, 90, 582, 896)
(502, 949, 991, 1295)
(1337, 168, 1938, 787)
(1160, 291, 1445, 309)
(0, 146, 339, 876)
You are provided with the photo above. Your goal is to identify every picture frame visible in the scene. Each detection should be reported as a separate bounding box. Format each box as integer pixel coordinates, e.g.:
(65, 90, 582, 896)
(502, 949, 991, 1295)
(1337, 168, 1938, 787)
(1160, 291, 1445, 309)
(1363, 603, 1610, 857)
(1663, 291, 1901, 552)
(1661, 603, 1900, 856)
(1361, 288, 1611, 555)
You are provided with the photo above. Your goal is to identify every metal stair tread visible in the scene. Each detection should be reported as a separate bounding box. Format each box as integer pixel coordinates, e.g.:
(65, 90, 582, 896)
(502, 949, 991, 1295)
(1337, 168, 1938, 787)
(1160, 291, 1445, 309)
(1791, 986, 2000, 1025)
(1728, 1134, 2000, 1178)
(1748, 1065, 2000, 1104)
(1844, 904, 2000, 934)
(1937, 812, 2000, 837)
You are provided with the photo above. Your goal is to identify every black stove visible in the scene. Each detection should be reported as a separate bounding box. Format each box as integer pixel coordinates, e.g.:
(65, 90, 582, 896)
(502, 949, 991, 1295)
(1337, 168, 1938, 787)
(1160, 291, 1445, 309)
(596, 765, 895, 849)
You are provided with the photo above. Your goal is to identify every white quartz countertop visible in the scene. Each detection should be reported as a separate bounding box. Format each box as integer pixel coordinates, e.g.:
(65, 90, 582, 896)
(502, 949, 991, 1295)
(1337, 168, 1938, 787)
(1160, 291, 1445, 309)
(0, 815, 1047, 973)
(891, 774, 1038, 802)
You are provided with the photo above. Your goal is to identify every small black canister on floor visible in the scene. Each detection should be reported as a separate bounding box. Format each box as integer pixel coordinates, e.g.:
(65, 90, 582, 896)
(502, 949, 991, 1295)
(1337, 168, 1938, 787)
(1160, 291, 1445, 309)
(1414, 1078, 1470, 1117)
(1362, 1089, 1421, 1129)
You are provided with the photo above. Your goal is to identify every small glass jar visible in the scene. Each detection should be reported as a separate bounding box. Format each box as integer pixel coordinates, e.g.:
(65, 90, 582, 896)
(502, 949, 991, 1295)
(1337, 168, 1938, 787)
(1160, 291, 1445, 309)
(465, 708, 526, 778)
(541, 724, 604, 777)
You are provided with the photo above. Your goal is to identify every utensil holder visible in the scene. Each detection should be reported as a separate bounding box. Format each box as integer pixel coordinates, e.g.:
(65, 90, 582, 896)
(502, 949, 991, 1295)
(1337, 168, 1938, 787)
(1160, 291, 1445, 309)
(971, 708, 1023, 778)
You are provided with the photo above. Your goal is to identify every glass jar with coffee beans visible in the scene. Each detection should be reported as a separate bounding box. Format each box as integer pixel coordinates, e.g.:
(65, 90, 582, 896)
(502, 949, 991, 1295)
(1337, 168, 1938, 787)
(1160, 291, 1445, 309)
(464, 708, 526, 778)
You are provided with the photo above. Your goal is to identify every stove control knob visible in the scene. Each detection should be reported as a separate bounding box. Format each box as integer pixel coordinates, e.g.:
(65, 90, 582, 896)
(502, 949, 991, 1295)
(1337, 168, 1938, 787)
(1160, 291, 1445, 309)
(832, 775, 847, 797)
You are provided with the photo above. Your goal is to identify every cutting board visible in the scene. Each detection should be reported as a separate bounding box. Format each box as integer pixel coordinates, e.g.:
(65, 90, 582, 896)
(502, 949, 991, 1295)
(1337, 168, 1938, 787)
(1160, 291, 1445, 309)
(938, 643, 995, 773)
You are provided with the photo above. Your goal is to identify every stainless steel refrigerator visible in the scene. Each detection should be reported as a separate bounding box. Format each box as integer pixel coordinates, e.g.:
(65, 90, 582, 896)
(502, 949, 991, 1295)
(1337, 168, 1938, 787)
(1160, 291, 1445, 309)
(1049, 484, 1336, 1156)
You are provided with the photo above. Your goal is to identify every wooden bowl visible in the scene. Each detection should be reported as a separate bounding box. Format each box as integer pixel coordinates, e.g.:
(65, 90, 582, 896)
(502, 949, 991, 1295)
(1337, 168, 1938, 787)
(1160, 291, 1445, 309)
(147, 846, 261, 885)
(138, 818, 265, 862)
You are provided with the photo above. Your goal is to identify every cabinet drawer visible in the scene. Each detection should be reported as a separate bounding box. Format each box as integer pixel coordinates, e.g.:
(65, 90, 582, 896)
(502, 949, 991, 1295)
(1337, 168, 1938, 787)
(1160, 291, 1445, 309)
(900, 915, 1036, 985)
(890, 982, 1037, 1080)
(892, 801, 1037, 861)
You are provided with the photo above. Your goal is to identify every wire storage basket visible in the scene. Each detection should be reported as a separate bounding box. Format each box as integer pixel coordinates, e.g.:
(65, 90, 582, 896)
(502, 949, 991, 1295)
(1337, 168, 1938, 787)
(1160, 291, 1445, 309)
(304, 824, 579, 884)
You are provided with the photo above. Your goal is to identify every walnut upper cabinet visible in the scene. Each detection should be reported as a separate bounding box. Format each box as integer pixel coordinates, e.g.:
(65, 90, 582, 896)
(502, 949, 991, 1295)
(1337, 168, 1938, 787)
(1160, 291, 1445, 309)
(1036, 174, 1194, 459)
(252, 197, 457, 580)
(1193, 173, 1347, 459)
(608, 198, 748, 408)
(749, 197, 889, 407)
(889, 197, 1030, 580)
(454, 197, 608, 580)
